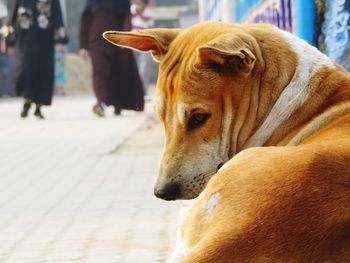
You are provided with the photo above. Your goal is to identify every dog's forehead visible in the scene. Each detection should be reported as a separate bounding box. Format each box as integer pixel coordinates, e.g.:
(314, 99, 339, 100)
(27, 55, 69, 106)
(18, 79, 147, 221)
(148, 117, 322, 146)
(155, 69, 222, 119)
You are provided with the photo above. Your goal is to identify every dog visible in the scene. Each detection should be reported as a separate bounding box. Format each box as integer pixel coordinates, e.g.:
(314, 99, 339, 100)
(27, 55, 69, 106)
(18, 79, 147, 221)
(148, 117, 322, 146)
(104, 22, 350, 262)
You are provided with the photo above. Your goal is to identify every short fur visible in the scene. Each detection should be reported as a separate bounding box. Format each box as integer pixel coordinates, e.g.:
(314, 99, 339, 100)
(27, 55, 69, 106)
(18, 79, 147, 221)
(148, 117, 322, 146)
(104, 22, 350, 262)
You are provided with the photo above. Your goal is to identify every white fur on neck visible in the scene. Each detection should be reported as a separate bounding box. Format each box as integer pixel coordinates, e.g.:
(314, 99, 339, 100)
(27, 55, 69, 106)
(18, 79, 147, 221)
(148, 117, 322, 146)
(243, 30, 335, 149)
(166, 202, 192, 263)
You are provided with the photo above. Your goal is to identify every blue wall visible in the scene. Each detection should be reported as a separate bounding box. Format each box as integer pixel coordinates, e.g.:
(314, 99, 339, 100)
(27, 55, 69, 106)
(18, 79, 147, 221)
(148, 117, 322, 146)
(321, 0, 350, 70)
(235, 0, 261, 21)
(235, 0, 316, 46)
(295, 0, 316, 46)
(202, 0, 350, 69)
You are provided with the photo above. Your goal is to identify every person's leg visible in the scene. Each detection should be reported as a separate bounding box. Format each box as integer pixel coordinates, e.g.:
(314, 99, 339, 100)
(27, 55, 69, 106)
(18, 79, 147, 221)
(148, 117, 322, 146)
(89, 49, 111, 117)
(20, 97, 32, 118)
(114, 106, 121, 116)
(34, 103, 44, 119)
(92, 102, 105, 117)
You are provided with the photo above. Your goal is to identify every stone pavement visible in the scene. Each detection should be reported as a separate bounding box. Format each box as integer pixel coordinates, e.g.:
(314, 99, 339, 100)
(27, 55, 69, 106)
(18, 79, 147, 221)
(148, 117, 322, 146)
(0, 95, 181, 263)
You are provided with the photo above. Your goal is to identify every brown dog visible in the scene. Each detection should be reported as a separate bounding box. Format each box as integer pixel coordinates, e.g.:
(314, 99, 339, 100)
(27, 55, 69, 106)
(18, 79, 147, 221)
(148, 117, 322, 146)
(104, 22, 350, 262)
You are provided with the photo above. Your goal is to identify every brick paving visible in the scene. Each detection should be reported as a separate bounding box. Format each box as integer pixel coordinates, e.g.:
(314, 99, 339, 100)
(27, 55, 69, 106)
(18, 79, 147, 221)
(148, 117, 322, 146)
(0, 95, 180, 263)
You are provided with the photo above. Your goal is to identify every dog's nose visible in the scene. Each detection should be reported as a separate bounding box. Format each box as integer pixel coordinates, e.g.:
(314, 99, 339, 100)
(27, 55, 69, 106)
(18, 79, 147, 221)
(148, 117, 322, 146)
(154, 183, 181, 201)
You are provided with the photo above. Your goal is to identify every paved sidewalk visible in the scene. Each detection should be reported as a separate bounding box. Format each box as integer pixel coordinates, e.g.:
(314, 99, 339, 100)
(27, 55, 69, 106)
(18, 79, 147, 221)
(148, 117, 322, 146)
(0, 95, 180, 263)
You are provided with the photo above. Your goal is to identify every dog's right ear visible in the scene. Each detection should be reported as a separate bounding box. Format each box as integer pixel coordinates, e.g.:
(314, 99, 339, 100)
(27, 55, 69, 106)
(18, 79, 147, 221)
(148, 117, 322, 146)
(196, 34, 256, 75)
(103, 28, 182, 62)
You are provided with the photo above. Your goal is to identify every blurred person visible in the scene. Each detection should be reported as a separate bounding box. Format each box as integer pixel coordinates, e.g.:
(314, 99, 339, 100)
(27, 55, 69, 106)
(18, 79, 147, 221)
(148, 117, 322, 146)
(54, 0, 67, 95)
(131, 0, 153, 31)
(54, 43, 67, 95)
(80, 0, 144, 117)
(8, 0, 68, 119)
(131, 0, 155, 93)
(0, 0, 10, 96)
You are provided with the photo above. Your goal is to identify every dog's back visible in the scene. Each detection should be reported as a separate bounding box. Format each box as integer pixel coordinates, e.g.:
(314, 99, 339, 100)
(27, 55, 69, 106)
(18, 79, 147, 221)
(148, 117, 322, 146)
(179, 144, 350, 263)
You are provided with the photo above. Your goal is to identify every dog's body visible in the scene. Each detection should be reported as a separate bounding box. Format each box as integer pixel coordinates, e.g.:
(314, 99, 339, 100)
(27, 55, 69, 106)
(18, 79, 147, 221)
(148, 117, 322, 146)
(104, 22, 350, 262)
(171, 144, 350, 262)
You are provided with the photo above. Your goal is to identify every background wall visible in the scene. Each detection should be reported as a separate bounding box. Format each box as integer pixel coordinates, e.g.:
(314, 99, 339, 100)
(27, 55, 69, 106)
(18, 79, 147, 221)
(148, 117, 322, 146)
(199, 0, 350, 70)
(320, 0, 350, 71)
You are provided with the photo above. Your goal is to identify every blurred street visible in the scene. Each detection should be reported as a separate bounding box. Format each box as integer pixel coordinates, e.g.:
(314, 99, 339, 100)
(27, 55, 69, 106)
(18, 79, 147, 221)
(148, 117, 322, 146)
(0, 95, 180, 263)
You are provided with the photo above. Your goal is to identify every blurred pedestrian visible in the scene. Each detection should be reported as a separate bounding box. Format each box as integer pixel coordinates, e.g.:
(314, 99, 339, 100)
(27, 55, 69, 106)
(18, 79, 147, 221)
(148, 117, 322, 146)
(54, 0, 68, 96)
(80, 0, 144, 117)
(0, 0, 10, 97)
(131, 0, 155, 93)
(54, 43, 68, 95)
(8, 0, 68, 119)
(131, 0, 153, 31)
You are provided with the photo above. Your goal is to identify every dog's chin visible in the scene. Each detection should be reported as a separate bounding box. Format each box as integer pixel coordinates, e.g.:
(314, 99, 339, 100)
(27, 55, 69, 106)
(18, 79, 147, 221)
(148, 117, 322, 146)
(157, 189, 201, 201)
(179, 186, 206, 200)
(173, 173, 217, 200)
(177, 193, 200, 200)
(157, 191, 200, 201)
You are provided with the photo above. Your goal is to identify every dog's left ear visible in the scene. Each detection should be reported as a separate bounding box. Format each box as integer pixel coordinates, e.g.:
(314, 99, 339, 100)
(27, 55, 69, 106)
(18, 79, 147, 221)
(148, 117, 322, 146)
(196, 34, 256, 74)
(103, 28, 182, 62)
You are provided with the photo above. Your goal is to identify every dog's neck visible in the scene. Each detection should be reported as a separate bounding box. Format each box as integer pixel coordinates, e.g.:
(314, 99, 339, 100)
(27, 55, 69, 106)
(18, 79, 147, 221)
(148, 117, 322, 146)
(229, 29, 336, 155)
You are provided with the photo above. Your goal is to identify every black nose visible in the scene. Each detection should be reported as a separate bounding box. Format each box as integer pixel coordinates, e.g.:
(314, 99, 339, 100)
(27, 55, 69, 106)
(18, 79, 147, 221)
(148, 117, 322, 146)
(154, 183, 181, 201)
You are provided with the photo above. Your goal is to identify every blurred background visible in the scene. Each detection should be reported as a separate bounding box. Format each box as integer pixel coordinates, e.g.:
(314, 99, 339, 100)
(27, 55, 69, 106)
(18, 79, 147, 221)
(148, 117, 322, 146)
(0, 0, 349, 262)
(1, 0, 349, 97)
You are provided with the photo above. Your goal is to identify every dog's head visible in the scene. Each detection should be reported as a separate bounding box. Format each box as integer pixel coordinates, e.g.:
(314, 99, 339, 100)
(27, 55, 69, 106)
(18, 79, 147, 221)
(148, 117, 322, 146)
(104, 22, 260, 200)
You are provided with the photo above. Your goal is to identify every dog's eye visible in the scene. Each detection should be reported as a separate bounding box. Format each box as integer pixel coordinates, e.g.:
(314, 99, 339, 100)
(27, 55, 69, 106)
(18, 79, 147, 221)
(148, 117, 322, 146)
(188, 113, 211, 130)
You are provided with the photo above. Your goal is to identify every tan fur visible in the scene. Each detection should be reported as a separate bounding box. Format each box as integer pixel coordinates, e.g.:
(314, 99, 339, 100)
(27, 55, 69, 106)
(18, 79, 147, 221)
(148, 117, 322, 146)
(104, 21, 350, 262)
(181, 143, 350, 262)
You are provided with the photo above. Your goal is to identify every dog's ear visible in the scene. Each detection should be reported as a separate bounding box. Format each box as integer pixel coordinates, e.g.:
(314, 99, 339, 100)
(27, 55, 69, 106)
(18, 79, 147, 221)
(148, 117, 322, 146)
(196, 34, 256, 74)
(103, 28, 182, 62)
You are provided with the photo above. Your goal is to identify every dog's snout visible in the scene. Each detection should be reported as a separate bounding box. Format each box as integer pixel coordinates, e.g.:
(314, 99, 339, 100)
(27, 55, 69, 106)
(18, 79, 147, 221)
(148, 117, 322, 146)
(154, 183, 181, 201)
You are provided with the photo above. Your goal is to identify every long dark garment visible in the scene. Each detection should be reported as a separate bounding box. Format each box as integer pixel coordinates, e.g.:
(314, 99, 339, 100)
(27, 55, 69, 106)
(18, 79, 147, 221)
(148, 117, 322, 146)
(80, 5, 144, 111)
(9, 0, 67, 105)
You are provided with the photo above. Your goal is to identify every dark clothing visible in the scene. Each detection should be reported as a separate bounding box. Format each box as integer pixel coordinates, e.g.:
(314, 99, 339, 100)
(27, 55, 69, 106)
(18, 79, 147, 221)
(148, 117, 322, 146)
(9, 0, 67, 105)
(80, 5, 144, 111)
(86, 0, 131, 16)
